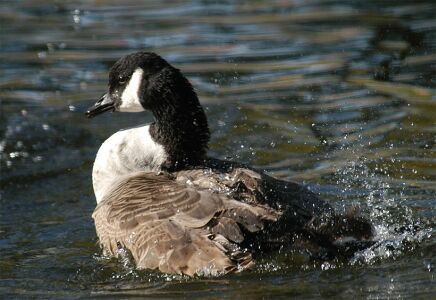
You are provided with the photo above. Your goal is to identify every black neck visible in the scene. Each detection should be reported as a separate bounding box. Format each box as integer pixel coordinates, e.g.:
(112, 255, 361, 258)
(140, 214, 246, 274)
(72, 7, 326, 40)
(147, 67, 210, 171)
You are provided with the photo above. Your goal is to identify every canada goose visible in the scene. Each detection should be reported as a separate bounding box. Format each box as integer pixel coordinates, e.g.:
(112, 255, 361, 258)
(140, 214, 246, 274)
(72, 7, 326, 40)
(86, 52, 374, 276)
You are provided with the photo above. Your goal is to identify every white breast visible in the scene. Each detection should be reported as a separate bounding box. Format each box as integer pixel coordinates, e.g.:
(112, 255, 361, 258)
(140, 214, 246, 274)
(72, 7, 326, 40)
(92, 124, 167, 203)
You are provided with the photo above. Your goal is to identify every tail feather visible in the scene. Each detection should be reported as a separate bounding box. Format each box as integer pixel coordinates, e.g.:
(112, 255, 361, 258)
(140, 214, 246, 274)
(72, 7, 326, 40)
(304, 211, 375, 258)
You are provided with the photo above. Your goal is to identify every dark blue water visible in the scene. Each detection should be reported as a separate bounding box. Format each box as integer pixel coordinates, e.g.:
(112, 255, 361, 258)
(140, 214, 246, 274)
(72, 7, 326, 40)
(1, 0, 435, 298)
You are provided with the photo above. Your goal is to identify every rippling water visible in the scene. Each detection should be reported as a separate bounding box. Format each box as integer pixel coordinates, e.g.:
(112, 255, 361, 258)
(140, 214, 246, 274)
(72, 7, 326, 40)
(1, 0, 435, 298)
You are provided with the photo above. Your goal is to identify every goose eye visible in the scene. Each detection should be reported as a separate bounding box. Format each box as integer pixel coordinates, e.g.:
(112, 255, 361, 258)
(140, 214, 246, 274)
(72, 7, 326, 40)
(119, 77, 128, 85)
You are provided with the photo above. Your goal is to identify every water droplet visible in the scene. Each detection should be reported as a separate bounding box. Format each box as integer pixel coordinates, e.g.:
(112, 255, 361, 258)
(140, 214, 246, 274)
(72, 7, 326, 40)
(73, 9, 81, 24)
(33, 156, 43, 162)
(321, 262, 332, 270)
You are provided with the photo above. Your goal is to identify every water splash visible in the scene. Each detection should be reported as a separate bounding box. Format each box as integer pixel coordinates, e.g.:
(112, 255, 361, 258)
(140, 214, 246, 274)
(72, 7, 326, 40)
(331, 153, 433, 265)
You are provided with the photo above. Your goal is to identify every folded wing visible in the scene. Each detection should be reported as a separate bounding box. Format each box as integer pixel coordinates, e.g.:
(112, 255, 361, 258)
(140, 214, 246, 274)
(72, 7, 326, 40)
(93, 171, 280, 276)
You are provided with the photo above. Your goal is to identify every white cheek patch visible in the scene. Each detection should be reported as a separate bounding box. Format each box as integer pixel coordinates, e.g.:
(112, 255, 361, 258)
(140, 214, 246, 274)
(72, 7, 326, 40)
(119, 68, 145, 112)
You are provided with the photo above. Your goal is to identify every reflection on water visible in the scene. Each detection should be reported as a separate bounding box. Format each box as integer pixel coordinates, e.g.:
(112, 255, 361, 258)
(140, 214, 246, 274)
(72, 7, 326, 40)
(1, 0, 435, 298)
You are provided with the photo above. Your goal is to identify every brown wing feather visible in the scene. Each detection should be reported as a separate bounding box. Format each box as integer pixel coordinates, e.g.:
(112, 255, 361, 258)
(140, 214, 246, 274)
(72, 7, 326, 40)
(93, 171, 279, 276)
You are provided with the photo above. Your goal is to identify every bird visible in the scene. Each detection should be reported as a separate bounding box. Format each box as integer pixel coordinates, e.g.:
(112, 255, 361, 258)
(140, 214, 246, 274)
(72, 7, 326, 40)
(86, 51, 374, 277)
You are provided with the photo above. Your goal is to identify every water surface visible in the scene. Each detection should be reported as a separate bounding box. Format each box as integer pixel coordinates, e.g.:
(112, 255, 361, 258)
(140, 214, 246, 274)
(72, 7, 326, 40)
(1, 0, 435, 298)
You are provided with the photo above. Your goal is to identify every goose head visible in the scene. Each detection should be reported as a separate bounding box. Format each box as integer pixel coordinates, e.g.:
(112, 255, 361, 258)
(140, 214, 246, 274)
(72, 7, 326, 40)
(86, 52, 175, 117)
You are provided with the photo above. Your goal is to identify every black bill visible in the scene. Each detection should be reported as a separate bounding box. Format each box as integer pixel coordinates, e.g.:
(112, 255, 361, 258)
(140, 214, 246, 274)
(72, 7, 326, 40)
(85, 94, 115, 118)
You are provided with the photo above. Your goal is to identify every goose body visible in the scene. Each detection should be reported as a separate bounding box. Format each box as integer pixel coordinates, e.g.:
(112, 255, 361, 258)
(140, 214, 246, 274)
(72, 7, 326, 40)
(87, 52, 374, 276)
